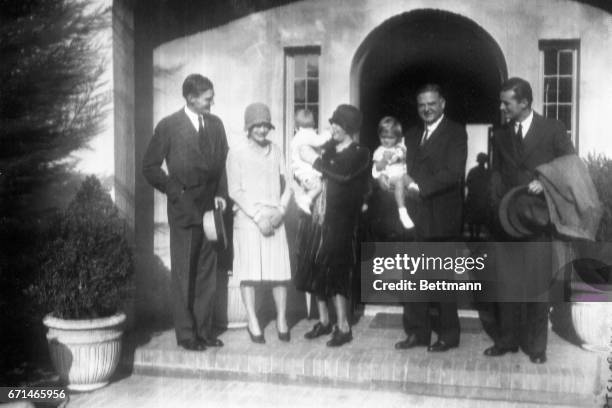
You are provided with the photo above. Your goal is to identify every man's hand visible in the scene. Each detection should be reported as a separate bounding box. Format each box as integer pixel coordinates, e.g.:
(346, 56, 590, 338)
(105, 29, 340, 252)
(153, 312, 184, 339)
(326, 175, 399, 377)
(167, 182, 184, 204)
(299, 146, 319, 165)
(528, 180, 544, 195)
(374, 159, 388, 171)
(214, 196, 227, 212)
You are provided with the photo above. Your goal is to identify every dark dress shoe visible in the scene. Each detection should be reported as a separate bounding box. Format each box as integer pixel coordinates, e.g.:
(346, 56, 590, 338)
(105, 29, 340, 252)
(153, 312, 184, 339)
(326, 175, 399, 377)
(304, 322, 333, 339)
(394, 334, 427, 350)
(278, 330, 291, 342)
(483, 345, 519, 357)
(177, 339, 206, 351)
(427, 340, 458, 352)
(326, 327, 352, 347)
(529, 352, 547, 364)
(247, 327, 265, 344)
(201, 338, 224, 347)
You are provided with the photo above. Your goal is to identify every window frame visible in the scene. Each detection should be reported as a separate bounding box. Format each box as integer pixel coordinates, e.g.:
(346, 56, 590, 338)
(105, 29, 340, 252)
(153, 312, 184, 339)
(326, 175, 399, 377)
(284, 46, 321, 159)
(539, 39, 580, 152)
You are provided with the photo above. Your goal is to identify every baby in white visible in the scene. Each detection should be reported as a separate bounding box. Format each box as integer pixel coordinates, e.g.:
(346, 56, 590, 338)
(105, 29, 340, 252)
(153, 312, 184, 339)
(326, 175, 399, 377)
(372, 116, 414, 229)
(291, 109, 330, 215)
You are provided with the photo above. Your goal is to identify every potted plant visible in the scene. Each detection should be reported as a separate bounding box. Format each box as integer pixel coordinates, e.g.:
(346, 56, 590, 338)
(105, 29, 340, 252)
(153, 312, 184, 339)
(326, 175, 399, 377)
(27, 176, 134, 391)
(570, 154, 612, 352)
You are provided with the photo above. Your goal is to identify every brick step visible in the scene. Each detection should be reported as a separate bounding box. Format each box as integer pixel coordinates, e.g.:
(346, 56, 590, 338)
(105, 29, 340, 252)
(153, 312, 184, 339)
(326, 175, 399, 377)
(123, 315, 604, 407)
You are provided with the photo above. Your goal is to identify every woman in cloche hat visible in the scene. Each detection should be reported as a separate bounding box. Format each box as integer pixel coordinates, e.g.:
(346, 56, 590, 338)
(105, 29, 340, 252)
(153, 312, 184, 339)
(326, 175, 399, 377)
(226, 103, 292, 343)
(297, 104, 371, 347)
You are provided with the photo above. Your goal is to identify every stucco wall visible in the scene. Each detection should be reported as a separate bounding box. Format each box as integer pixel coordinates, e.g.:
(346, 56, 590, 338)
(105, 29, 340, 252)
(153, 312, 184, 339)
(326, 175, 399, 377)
(153, 0, 612, 157)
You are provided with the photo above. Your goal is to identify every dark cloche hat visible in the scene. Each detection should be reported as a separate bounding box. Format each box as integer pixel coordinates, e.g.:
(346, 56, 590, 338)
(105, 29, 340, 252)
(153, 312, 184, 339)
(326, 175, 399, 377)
(329, 104, 362, 135)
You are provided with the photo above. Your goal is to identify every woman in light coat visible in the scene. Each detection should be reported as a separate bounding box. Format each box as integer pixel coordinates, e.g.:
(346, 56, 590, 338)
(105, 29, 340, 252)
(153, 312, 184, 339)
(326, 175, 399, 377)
(227, 103, 292, 343)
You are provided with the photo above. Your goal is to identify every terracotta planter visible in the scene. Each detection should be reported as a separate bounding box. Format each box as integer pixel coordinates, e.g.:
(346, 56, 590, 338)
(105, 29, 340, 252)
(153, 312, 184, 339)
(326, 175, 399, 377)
(43, 312, 126, 391)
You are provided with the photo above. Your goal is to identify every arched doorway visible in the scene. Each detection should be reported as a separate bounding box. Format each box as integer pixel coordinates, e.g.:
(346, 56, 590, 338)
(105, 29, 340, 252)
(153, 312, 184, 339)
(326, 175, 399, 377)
(351, 9, 507, 153)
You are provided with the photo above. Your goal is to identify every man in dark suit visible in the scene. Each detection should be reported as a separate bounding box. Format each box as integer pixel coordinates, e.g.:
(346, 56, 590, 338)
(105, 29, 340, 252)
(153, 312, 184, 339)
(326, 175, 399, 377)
(485, 77, 575, 363)
(143, 74, 228, 351)
(394, 84, 467, 352)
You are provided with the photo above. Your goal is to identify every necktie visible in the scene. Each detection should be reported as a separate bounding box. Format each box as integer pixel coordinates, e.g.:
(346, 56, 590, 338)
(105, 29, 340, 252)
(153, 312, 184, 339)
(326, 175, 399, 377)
(420, 128, 429, 146)
(514, 123, 523, 157)
(198, 115, 205, 138)
(516, 123, 523, 139)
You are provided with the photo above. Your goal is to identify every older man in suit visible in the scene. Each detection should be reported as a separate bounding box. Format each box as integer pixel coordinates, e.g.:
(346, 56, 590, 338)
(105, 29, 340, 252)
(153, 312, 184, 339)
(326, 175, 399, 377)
(485, 77, 575, 363)
(143, 74, 228, 351)
(394, 84, 467, 352)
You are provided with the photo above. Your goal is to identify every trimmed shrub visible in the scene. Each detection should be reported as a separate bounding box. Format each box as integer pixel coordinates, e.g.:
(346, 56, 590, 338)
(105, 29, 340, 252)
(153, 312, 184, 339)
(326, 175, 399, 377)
(27, 176, 133, 319)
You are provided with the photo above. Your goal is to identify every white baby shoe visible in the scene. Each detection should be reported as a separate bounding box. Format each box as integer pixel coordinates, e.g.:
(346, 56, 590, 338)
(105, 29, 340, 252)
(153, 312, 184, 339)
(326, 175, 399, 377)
(398, 207, 414, 229)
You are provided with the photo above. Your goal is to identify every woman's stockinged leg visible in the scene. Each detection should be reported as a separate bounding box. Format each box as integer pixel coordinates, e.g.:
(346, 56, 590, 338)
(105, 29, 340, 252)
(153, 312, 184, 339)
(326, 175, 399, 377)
(316, 296, 330, 326)
(334, 294, 350, 332)
(272, 285, 288, 333)
(240, 285, 261, 335)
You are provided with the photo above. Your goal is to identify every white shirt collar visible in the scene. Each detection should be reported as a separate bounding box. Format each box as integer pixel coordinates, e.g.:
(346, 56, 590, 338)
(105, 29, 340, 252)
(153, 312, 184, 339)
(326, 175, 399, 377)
(184, 106, 202, 131)
(514, 110, 533, 138)
(425, 114, 444, 135)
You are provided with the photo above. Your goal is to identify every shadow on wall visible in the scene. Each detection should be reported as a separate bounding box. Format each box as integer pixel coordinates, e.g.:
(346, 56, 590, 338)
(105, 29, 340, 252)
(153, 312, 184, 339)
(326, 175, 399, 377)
(153, 63, 185, 94)
(120, 251, 172, 377)
(133, 252, 173, 332)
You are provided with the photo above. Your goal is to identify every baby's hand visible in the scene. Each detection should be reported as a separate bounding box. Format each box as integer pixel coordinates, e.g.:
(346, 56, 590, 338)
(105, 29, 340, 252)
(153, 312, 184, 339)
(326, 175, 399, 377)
(301, 175, 312, 189)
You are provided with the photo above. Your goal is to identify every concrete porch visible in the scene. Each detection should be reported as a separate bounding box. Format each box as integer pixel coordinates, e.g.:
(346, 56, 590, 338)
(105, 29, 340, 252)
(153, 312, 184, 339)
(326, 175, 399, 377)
(116, 313, 606, 407)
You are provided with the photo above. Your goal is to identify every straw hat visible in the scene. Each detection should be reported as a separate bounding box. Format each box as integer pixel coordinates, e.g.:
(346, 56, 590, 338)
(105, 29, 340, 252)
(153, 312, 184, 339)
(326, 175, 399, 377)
(203, 207, 227, 248)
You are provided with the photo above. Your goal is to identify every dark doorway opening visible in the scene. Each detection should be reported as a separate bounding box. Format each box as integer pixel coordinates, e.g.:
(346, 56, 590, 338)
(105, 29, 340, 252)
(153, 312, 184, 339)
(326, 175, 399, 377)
(352, 9, 507, 152)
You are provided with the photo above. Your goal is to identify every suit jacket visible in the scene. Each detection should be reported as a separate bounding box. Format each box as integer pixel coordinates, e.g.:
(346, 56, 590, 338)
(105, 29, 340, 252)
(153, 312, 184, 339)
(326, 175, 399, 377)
(490, 112, 575, 210)
(406, 117, 468, 240)
(143, 109, 229, 228)
(490, 112, 575, 300)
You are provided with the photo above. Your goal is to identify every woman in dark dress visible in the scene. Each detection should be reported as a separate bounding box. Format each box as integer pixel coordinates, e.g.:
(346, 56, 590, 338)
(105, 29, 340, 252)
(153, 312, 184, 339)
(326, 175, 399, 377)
(297, 104, 370, 347)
